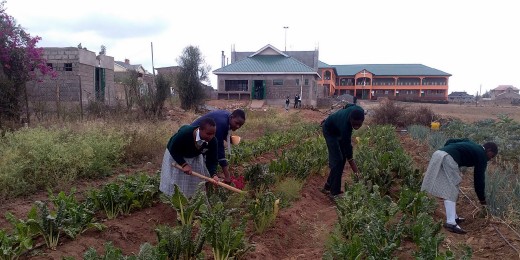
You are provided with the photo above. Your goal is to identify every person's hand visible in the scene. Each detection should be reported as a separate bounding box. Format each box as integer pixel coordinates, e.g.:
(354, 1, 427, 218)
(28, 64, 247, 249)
(478, 204, 490, 218)
(223, 177, 232, 185)
(182, 164, 192, 175)
(211, 175, 220, 185)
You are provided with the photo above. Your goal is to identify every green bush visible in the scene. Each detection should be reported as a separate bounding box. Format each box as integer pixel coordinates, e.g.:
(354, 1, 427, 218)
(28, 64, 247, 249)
(0, 126, 127, 200)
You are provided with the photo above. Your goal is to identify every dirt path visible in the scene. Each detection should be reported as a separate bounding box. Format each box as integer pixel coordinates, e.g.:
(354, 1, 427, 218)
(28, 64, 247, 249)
(246, 173, 337, 259)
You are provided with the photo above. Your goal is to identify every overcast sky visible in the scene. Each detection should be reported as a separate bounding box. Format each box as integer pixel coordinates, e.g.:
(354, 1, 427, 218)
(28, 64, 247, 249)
(6, 0, 519, 94)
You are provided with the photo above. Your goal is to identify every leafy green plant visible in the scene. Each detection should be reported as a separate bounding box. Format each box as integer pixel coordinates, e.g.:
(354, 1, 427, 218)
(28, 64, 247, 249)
(155, 225, 205, 260)
(48, 189, 104, 239)
(408, 124, 430, 141)
(199, 202, 252, 260)
(0, 213, 34, 260)
(243, 164, 275, 193)
(397, 188, 437, 218)
(161, 185, 205, 226)
(26, 201, 70, 250)
(119, 173, 159, 208)
(82, 241, 166, 260)
(323, 231, 363, 260)
(88, 183, 122, 219)
(248, 192, 280, 234)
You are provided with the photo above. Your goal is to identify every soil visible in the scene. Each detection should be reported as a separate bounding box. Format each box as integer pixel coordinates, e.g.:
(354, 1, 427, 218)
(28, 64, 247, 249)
(2, 99, 520, 259)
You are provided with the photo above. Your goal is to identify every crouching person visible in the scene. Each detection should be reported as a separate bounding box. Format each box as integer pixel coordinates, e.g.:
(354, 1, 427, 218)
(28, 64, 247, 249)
(160, 117, 220, 198)
(421, 138, 498, 234)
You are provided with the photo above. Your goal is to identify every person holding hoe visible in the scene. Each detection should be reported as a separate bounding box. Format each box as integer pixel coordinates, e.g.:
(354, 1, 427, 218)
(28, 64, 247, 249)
(160, 117, 219, 198)
(191, 109, 246, 184)
(320, 103, 365, 200)
(421, 138, 498, 234)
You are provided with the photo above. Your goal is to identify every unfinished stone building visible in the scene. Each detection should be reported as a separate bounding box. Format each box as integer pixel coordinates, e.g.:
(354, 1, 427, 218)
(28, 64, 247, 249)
(26, 47, 115, 112)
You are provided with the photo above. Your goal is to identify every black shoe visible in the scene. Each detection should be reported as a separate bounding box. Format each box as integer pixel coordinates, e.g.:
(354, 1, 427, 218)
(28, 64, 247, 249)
(327, 191, 344, 202)
(443, 223, 467, 234)
(455, 217, 465, 225)
(320, 184, 331, 195)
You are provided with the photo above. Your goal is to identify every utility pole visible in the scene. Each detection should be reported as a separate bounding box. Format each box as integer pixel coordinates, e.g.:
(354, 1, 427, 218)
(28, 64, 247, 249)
(151, 42, 156, 86)
(283, 26, 289, 51)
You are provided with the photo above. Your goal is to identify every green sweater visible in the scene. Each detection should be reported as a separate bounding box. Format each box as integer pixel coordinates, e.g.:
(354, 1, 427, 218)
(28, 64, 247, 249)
(322, 104, 364, 160)
(166, 125, 218, 176)
(440, 138, 488, 201)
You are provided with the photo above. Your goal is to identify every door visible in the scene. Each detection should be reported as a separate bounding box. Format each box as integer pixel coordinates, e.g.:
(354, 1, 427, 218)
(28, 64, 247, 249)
(252, 80, 264, 100)
(95, 67, 105, 102)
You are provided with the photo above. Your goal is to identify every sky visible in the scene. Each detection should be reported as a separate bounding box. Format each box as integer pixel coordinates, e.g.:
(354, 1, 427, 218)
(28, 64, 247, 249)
(5, 0, 519, 94)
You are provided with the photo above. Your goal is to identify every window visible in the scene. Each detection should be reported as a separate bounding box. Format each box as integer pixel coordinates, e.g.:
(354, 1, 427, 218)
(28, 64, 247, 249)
(273, 79, 284, 86)
(46, 63, 53, 69)
(340, 78, 347, 86)
(324, 71, 331, 80)
(64, 63, 72, 71)
(304, 79, 309, 85)
(296, 79, 300, 85)
(225, 80, 248, 91)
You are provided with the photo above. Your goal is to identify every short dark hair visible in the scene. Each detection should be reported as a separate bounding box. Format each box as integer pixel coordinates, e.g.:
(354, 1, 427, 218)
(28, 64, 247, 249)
(199, 117, 216, 130)
(231, 109, 246, 121)
(483, 142, 498, 155)
(351, 109, 365, 121)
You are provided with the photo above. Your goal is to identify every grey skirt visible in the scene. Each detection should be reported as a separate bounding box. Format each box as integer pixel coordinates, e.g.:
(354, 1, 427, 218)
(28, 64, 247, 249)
(421, 150, 462, 201)
(159, 149, 210, 198)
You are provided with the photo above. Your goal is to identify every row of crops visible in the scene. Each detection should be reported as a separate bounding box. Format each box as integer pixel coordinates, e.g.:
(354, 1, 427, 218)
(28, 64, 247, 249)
(0, 124, 328, 259)
(0, 174, 159, 259)
(325, 125, 473, 259)
(407, 116, 520, 228)
(5, 114, 516, 259)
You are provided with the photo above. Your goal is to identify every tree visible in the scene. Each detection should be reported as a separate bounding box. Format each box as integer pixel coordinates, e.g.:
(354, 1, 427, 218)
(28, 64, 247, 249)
(175, 45, 210, 110)
(0, 1, 54, 126)
(152, 73, 170, 116)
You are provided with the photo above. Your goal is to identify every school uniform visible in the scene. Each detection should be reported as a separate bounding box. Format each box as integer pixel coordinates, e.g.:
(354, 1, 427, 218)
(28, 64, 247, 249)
(321, 104, 364, 196)
(160, 125, 218, 197)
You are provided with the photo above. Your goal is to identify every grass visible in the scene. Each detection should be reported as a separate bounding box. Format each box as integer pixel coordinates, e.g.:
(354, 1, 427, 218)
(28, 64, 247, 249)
(273, 177, 304, 208)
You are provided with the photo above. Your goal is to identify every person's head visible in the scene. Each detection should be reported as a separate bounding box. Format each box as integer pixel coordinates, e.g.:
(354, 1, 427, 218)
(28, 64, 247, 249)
(198, 117, 216, 142)
(483, 142, 498, 160)
(229, 109, 246, 131)
(350, 109, 365, 130)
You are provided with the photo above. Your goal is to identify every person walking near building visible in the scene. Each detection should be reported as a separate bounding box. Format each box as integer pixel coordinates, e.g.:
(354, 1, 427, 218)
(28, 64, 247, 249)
(160, 118, 219, 197)
(320, 104, 365, 200)
(191, 109, 246, 184)
(285, 96, 290, 111)
(421, 138, 498, 234)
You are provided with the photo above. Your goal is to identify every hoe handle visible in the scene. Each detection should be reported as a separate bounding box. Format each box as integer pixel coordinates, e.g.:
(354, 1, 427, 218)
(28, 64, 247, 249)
(172, 163, 245, 194)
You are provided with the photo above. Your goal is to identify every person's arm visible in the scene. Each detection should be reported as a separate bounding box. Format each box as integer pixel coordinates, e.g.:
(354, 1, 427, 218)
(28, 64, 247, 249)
(167, 128, 188, 168)
(205, 138, 218, 177)
(221, 165, 231, 183)
(474, 162, 487, 204)
(348, 158, 359, 173)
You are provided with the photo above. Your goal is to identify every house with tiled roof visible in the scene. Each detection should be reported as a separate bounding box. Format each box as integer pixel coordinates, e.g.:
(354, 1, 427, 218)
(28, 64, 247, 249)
(490, 85, 520, 100)
(318, 63, 451, 101)
(213, 44, 322, 106)
(113, 59, 153, 104)
(447, 91, 474, 103)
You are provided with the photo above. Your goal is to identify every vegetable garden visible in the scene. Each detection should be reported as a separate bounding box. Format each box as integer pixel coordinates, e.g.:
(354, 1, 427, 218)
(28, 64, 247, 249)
(1, 101, 520, 259)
